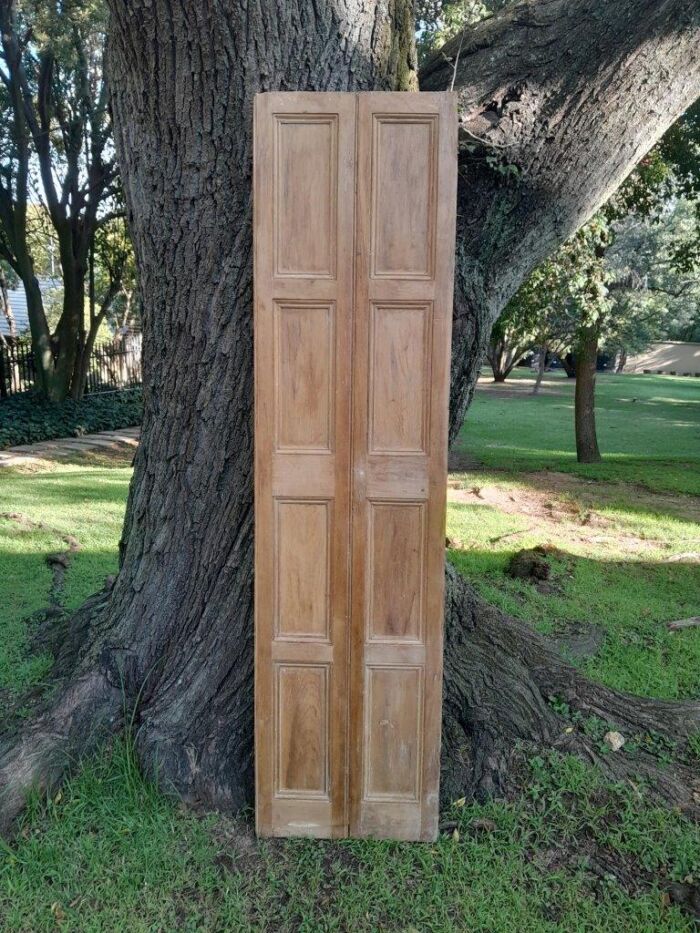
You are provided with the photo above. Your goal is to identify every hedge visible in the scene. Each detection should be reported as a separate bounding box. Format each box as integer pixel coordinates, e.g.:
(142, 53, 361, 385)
(0, 388, 143, 449)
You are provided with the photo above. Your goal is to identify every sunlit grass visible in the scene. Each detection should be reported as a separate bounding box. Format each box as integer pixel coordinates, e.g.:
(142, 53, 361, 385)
(458, 372, 700, 494)
(0, 460, 130, 696)
(446, 497, 699, 699)
(1, 740, 697, 931)
(1, 371, 699, 930)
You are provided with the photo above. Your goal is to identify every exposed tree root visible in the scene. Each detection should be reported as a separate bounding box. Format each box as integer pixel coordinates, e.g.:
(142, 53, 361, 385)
(0, 582, 124, 835)
(0, 511, 80, 613)
(441, 565, 700, 814)
(0, 669, 122, 835)
(1, 565, 698, 837)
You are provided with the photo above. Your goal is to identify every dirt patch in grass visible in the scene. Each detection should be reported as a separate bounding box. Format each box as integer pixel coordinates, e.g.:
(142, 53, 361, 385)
(516, 470, 700, 524)
(476, 374, 571, 398)
(447, 469, 700, 558)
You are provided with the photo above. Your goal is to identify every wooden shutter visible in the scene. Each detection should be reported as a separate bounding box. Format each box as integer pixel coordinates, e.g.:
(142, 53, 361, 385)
(254, 92, 456, 842)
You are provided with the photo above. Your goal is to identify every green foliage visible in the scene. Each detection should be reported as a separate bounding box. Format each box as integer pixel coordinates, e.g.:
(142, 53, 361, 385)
(416, 0, 509, 62)
(94, 215, 139, 331)
(0, 389, 142, 449)
(491, 94, 700, 370)
(492, 217, 615, 368)
(605, 200, 700, 348)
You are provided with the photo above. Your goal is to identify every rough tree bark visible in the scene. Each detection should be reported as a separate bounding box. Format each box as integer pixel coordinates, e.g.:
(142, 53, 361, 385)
(575, 326, 603, 462)
(420, 0, 700, 440)
(1, 0, 700, 833)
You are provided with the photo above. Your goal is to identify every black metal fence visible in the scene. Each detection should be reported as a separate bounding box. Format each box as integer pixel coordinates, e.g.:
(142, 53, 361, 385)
(0, 336, 142, 399)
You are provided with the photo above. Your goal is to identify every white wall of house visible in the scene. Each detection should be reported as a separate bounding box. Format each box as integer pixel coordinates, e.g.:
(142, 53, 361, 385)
(1, 277, 61, 337)
(626, 342, 700, 376)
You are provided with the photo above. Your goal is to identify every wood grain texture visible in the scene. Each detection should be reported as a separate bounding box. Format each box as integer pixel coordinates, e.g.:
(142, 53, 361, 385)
(255, 93, 355, 839)
(274, 302, 335, 452)
(255, 91, 456, 841)
(349, 93, 457, 842)
(368, 302, 432, 454)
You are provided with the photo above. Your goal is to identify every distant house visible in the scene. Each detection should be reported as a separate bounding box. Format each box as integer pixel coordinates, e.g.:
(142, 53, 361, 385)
(626, 341, 700, 377)
(1, 277, 61, 338)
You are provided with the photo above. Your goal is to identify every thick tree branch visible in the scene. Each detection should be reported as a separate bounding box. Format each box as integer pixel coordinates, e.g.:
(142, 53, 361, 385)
(421, 0, 700, 439)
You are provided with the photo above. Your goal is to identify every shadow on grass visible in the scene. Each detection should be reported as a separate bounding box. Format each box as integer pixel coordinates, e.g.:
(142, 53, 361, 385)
(447, 534, 700, 701)
(0, 547, 119, 696)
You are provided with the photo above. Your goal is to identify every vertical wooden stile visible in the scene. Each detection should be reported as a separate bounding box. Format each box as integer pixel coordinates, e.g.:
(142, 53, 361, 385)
(254, 93, 355, 838)
(254, 91, 457, 841)
(349, 93, 457, 841)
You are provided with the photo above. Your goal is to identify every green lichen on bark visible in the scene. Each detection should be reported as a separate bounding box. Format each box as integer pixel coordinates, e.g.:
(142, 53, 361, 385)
(382, 0, 418, 90)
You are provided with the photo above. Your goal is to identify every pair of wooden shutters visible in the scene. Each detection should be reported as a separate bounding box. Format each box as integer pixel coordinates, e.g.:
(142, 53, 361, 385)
(254, 92, 457, 841)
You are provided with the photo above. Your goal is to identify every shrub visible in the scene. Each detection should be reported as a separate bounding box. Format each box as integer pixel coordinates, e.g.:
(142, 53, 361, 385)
(0, 389, 143, 449)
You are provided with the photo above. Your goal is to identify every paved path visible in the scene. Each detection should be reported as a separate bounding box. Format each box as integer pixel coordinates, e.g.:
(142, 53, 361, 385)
(0, 426, 140, 467)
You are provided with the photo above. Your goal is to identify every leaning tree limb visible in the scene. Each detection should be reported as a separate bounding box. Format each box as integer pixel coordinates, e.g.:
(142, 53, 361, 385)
(420, 0, 700, 439)
(1, 0, 700, 834)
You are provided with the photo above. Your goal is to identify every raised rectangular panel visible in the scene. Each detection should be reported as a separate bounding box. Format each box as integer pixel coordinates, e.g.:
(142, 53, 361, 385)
(370, 116, 437, 279)
(274, 301, 334, 452)
(275, 500, 330, 640)
(275, 664, 329, 797)
(369, 302, 432, 454)
(274, 115, 338, 277)
(364, 667, 423, 800)
(368, 502, 424, 642)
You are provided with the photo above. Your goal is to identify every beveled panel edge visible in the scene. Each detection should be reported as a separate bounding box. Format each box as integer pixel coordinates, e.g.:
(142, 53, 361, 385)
(366, 499, 427, 645)
(367, 300, 434, 457)
(362, 664, 424, 803)
(273, 497, 332, 642)
(273, 299, 336, 454)
(273, 113, 339, 279)
(369, 114, 438, 281)
(274, 661, 331, 799)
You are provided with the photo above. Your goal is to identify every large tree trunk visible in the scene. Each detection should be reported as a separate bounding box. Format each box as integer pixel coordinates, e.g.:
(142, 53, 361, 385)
(1, 0, 700, 833)
(559, 352, 576, 378)
(575, 326, 602, 463)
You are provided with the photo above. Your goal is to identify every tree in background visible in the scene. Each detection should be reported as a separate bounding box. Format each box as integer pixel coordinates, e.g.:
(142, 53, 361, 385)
(75, 213, 137, 389)
(0, 0, 121, 400)
(487, 254, 573, 385)
(486, 304, 534, 383)
(483, 99, 699, 461)
(605, 199, 700, 357)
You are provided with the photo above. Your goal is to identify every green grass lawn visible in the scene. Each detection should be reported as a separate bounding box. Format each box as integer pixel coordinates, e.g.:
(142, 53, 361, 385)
(457, 371, 700, 494)
(1, 373, 699, 931)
